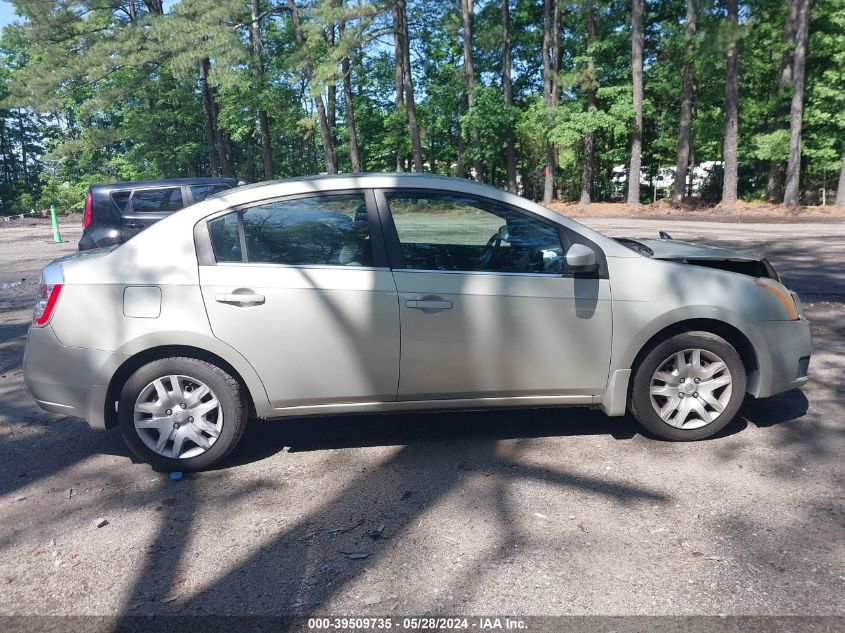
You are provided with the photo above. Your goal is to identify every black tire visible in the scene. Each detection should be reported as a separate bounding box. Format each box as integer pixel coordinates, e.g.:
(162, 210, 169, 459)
(117, 357, 248, 471)
(629, 331, 747, 441)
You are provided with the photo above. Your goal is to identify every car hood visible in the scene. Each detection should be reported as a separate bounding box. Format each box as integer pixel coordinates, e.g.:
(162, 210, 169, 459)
(615, 237, 780, 281)
(632, 238, 764, 262)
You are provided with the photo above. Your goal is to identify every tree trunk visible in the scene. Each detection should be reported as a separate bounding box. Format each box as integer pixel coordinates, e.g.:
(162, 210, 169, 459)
(628, 0, 644, 206)
(836, 153, 845, 208)
(199, 58, 220, 176)
(461, 0, 482, 181)
(456, 93, 467, 178)
(201, 58, 233, 178)
(765, 0, 800, 202)
(398, 0, 424, 172)
(392, 0, 405, 172)
(720, 0, 739, 208)
(687, 147, 696, 197)
(288, 0, 336, 173)
(542, 0, 556, 204)
(671, 0, 696, 203)
(339, 20, 362, 173)
(250, 0, 274, 180)
(327, 22, 337, 152)
(580, 0, 596, 206)
(783, 0, 810, 209)
(17, 109, 27, 180)
(502, 0, 517, 193)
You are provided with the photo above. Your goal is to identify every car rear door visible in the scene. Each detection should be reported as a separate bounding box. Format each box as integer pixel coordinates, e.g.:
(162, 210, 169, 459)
(121, 186, 186, 241)
(197, 189, 401, 409)
(376, 189, 613, 402)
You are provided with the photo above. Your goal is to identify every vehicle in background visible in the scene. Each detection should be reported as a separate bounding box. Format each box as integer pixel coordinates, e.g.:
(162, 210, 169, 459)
(79, 178, 238, 250)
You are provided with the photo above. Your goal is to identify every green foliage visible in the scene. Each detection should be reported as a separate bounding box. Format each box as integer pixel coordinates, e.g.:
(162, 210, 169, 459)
(460, 86, 518, 169)
(751, 130, 790, 162)
(0, 0, 841, 210)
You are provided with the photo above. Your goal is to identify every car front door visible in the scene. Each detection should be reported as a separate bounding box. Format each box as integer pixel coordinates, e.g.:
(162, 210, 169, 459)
(376, 190, 613, 403)
(122, 186, 186, 241)
(198, 190, 400, 409)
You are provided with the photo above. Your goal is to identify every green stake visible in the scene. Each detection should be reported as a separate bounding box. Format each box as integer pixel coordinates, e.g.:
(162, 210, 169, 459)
(50, 205, 63, 243)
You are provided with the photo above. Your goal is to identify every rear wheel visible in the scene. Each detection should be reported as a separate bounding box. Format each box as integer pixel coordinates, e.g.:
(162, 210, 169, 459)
(630, 332, 746, 440)
(117, 357, 248, 471)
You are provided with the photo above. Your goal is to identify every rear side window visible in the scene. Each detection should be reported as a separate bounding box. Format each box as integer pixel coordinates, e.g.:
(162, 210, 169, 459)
(190, 184, 231, 202)
(132, 187, 184, 213)
(110, 190, 131, 211)
(207, 213, 242, 262)
(207, 193, 372, 267)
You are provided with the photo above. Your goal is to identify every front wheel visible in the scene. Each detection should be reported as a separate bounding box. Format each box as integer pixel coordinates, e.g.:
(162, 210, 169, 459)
(629, 332, 747, 441)
(117, 357, 248, 471)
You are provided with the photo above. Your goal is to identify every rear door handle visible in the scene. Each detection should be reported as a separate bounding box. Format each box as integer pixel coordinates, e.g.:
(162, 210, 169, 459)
(125, 222, 144, 229)
(215, 292, 265, 305)
(406, 299, 453, 310)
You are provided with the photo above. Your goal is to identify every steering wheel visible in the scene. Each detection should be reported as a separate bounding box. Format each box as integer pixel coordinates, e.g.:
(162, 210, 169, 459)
(479, 232, 503, 270)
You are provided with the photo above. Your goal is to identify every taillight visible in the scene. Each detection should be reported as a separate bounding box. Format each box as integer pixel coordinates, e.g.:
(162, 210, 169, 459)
(82, 192, 92, 229)
(33, 284, 62, 327)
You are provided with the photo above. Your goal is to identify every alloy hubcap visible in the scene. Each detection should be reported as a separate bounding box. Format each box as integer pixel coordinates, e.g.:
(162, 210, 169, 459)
(133, 375, 223, 459)
(649, 348, 732, 430)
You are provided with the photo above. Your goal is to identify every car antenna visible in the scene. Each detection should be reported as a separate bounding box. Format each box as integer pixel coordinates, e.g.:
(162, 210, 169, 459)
(659, 230, 673, 240)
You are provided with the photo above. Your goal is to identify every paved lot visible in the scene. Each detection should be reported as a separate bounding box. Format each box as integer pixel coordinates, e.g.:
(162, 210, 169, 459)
(0, 217, 843, 616)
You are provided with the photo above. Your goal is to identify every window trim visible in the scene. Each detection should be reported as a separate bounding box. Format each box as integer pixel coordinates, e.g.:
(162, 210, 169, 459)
(374, 188, 607, 279)
(196, 188, 390, 269)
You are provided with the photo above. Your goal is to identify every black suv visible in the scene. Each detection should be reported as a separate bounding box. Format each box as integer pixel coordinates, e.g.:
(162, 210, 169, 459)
(79, 177, 238, 250)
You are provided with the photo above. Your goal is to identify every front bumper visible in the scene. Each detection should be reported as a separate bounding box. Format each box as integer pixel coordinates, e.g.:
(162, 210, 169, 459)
(23, 325, 127, 429)
(749, 317, 812, 398)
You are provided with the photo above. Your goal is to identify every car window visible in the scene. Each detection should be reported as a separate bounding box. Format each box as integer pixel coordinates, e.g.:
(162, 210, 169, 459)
(131, 187, 184, 213)
(110, 190, 131, 211)
(207, 212, 242, 263)
(385, 192, 564, 274)
(190, 184, 231, 202)
(207, 193, 373, 267)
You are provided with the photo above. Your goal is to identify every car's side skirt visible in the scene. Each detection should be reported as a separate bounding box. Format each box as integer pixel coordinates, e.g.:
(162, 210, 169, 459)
(262, 394, 598, 419)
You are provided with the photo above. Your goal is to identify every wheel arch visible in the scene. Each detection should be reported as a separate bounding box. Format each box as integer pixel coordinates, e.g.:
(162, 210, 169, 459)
(103, 345, 259, 429)
(628, 318, 759, 394)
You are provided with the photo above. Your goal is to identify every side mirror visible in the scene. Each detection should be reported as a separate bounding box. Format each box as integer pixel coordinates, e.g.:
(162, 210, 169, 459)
(565, 243, 598, 273)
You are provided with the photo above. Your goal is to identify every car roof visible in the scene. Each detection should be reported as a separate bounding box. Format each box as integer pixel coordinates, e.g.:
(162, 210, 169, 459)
(89, 177, 237, 192)
(208, 172, 511, 200)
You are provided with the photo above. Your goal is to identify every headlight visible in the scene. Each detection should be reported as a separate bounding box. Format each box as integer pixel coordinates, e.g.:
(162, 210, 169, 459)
(754, 278, 799, 320)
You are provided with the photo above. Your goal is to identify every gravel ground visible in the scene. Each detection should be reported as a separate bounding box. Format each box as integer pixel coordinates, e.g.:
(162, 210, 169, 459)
(0, 216, 843, 617)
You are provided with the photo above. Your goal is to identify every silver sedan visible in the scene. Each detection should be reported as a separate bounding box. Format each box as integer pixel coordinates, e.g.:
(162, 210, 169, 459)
(23, 175, 812, 471)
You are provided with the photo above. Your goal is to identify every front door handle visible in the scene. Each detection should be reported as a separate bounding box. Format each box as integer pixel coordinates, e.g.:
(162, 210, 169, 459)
(215, 292, 265, 305)
(406, 299, 453, 310)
